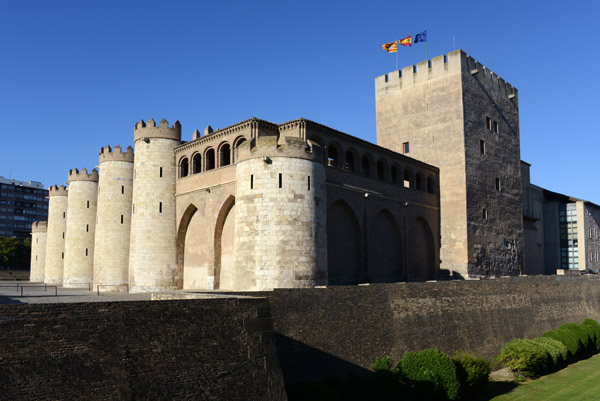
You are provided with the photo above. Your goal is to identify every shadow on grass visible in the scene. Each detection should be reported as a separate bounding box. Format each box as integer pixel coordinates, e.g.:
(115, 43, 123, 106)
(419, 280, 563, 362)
(466, 381, 519, 401)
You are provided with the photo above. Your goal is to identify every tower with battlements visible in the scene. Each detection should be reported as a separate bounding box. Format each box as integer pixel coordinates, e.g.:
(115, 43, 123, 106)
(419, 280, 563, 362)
(375, 49, 523, 278)
(30, 221, 47, 282)
(93, 145, 134, 292)
(233, 135, 328, 290)
(44, 185, 68, 285)
(63, 168, 99, 288)
(129, 118, 181, 292)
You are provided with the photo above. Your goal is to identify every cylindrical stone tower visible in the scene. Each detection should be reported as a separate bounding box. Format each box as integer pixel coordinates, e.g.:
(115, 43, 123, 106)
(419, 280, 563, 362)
(63, 168, 99, 288)
(93, 145, 134, 292)
(233, 135, 327, 290)
(30, 221, 48, 282)
(44, 185, 68, 285)
(129, 118, 181, 293)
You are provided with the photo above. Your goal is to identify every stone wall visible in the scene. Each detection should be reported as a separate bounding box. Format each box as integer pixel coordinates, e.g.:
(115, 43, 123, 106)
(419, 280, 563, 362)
(239, 275, 600, 383)
(44, 186, 68, 285)
(0, 297, 286, 401)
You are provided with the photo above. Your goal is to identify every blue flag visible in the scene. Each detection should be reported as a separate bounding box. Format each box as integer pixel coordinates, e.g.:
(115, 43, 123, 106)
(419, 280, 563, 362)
(415, 30, 427, 43)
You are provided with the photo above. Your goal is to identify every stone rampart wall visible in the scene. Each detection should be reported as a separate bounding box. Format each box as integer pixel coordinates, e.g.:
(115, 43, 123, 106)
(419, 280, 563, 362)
(0, 297, 286, 401)
(240, 275, 600, 383)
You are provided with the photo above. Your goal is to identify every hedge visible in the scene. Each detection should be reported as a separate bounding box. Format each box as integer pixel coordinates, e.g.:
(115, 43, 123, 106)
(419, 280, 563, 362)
(498, 339, 551, 378)
(452, 351, 491, 394)
(542, 329, 580, 358)
(400, 348, 461, 400)
(531, 336, 568, 366)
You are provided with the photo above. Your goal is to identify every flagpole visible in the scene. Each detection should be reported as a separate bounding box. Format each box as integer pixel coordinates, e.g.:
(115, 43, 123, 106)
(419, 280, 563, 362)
(395, 37, 398, 71)
(410, 33, 413, 66)
(425, 26, 428, 61)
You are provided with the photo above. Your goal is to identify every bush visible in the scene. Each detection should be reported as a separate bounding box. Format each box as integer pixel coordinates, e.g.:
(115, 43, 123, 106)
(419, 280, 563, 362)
(498, 339, 551, 378)
(559, 323, 590, 351)
(582, 319, 600, 351)
(373, 356, 395, 372)
(400, 348, 460, 400)
(452, 351, 490, 395)
(531, 337, 568, 367)
(542, 329, 580, 358)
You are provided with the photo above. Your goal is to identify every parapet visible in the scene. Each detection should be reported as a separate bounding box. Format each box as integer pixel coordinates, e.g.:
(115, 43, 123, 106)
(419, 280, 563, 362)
(236, 135, 324, 164)
(31, 221, 48, 233)
(68, 168, 99, 183)
(133, 118, 181, 142)
(375, 49, 518, 104)
(48, 185, 68, 197)
(99, 144, 134, 163)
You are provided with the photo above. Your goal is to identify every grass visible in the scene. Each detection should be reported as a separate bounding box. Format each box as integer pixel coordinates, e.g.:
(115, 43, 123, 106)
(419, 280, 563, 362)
(488, 354, 600, 401)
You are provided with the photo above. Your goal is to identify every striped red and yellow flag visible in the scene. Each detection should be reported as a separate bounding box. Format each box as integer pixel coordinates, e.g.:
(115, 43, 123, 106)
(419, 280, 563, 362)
(399, 35, 412, 47)
(382, 41, 398, 53)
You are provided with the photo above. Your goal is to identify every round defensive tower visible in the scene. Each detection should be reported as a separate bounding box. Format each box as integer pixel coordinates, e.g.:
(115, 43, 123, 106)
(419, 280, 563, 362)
(93, 145, 134, 292)
(63, 168, 99, 289)
(44, 185, 68, 285)
(30, 221, 48, 282)
(233, 135, 327, 290)
(129, 118, 181, 292)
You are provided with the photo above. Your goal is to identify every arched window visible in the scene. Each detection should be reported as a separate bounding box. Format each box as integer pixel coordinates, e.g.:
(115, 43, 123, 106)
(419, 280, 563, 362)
(427, 176, 436, 194)
(219, 143, 231, 167)
(362, 155, 371, 177)
(377, 159, 386, 181)
(416, 172, 425, 191)
(192, 153, 201, 174)
(205, 148, 216, 171)
(345, 150, 356, 172)
(403, 168, 412, 188)
(391, 164, 399, 184)
(180, 158, 189, 178)
(327, 145, 339, 167)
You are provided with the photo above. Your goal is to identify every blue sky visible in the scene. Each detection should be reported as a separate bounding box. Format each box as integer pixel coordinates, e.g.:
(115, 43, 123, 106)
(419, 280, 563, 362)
(1, 0, 598, 202)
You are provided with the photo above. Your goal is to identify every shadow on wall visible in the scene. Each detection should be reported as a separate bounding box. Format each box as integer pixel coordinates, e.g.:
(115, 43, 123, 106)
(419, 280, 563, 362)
(275, 334, 370, 385)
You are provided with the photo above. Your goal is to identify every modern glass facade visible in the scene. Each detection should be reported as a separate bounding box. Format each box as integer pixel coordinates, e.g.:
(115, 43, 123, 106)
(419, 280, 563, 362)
(559, 202, 579, 270)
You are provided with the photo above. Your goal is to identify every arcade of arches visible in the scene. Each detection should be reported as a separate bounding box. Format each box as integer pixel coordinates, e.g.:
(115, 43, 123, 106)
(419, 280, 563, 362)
(177, 197, 437, 290)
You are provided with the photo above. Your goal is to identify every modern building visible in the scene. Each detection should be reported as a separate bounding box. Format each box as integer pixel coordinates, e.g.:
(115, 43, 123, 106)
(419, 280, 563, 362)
(0, 176, 48, 239)
(521, 161, 600, 274)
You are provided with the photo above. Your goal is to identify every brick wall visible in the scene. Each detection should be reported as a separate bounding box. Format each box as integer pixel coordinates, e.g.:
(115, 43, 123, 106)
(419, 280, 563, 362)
(0, 297, 286, 401)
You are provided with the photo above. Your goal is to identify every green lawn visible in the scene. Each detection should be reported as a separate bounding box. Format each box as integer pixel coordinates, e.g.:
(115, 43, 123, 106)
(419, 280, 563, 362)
(490, 354, 600, 401)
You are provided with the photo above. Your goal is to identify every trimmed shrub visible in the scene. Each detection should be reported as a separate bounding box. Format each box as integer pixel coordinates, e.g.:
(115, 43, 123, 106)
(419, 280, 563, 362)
(559, 323, 590, 350)
(582, 319, 600, 351)
(543, 329, 580, 358)
(532, 336, 568, 366)
(400, 348, 460, 400)
(373, 356, 395, 372)
(498, 339, 551, 378)
(452, 351, 490, 395)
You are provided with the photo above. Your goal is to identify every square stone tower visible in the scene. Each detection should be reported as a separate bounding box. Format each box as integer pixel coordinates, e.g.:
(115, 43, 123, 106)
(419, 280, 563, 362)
(375, 49, 524, 278)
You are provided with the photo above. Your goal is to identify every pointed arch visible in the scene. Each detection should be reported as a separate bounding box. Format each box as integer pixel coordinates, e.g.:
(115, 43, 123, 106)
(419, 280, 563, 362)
(327, 200, 361, 285)
(214, 195, 236, 289)
(176, 203, 198, 288)
(407, 216, 436, 281)
(368, 209, 402, 282)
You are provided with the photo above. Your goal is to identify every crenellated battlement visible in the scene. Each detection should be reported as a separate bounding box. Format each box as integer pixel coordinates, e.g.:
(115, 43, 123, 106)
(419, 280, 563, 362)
(99, 144, 134, 163)
(31, 221, 48, 232)
(68, 168, 99, 183)
(134, 118, 181, 142)
(48, 185, 68, 196)
(236, 135, 324, 164)
(375, 49, 518, 104)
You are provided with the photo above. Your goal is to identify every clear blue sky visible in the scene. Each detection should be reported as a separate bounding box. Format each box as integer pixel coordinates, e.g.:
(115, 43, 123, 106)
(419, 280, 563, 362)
(1, 1, 598, 202)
